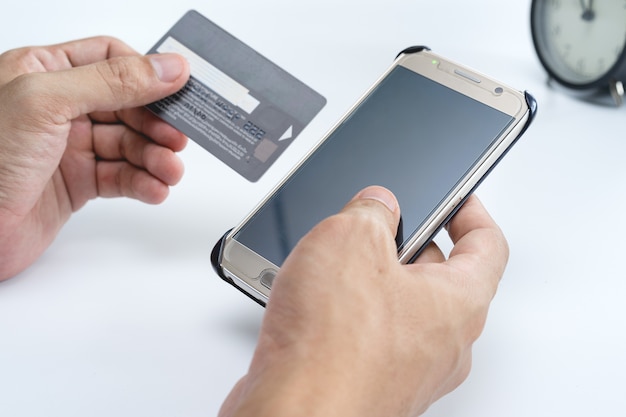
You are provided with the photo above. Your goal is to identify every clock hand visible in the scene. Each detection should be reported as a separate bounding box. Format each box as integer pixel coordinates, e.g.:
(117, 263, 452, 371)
(581, 0, 595, 21)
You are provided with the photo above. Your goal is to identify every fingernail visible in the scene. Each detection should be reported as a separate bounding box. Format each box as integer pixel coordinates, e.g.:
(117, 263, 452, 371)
(150, 54, 185, 82)
(356, 186, 398, 212)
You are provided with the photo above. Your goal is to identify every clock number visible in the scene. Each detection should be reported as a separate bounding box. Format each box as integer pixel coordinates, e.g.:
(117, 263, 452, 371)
(562, 43, 571, 58)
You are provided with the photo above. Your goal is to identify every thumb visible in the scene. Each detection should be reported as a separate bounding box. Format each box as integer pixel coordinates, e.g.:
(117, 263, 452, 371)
(342, 185, 401, 241)
(24, 53, 189, 120)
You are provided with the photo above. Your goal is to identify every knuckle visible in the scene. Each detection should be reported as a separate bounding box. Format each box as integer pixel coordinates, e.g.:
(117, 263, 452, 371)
(454, 283, 491, 343)
(0, 48, 26, 68)
(0, 48, 40, 86)
(0, 47, 36, 69)
(0, 45, 69, 76)
(310, 210, 392, 254)
(96, 57, 144, 104)
(319, 211, 379, 238)
(90, 35, 134, 56)
(93, 35, 121, 47)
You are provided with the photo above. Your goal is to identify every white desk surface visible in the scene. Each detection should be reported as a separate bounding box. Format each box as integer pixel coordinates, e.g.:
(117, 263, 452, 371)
(1, 1, 625, 416)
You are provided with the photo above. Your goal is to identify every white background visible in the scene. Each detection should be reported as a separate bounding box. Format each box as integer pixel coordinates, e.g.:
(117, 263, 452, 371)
(1, 1, 625, 416)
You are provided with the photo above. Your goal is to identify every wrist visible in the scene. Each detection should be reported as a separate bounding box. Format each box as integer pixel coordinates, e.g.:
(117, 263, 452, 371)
(228, 353, 364, 417)
(225, 337, 425, 417)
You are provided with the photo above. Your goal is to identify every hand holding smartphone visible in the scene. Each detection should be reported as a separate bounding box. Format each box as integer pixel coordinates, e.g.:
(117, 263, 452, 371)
(212, 46, 536, 306)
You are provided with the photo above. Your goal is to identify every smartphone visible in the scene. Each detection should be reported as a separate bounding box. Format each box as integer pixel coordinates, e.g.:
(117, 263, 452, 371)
(212, 46, 537, 306)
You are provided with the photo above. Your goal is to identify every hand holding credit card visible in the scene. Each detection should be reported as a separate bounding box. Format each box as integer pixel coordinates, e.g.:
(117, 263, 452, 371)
(147, 10, 326, 182)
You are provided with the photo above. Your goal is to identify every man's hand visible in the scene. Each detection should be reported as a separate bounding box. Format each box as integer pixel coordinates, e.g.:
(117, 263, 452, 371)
(219, 186, 509, 417)
(0, 37, 190, 280)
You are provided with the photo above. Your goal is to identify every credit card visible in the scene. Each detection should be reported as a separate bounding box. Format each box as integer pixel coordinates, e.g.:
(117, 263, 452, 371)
(146, 10, 326, 182)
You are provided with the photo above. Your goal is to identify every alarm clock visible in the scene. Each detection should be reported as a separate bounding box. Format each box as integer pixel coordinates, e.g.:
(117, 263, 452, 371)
(530, 0, 626, 105)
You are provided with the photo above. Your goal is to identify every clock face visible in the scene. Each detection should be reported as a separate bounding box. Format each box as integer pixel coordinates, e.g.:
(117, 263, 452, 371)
(532, 0, 626, 87)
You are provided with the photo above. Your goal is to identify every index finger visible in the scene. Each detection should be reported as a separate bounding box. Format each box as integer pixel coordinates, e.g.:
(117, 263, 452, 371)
(0, 37, 139, 88)
(445, 195, 509, 295)
(51, 36, 139, 67)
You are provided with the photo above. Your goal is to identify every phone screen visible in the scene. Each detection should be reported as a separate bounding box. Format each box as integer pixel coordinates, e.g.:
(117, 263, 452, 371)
(234, 66, 515, 267)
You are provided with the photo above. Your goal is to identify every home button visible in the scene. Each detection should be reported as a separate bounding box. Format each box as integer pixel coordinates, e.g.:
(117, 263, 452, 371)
(260, 269, 277, 289)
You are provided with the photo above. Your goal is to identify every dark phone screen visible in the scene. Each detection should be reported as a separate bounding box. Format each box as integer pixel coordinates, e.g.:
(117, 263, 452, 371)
(234, 66, 514, 267)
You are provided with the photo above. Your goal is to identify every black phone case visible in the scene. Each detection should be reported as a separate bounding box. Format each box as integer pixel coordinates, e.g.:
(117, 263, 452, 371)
(210, 46, 538, 308)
